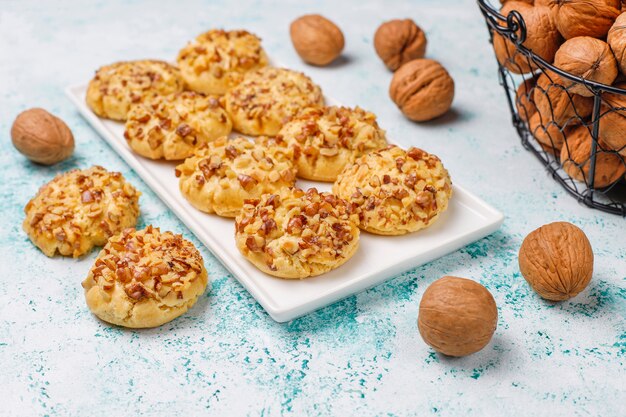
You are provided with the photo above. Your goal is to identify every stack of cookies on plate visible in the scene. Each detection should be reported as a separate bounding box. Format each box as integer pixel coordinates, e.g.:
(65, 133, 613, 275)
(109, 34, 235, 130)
(82, 28, 453, 281)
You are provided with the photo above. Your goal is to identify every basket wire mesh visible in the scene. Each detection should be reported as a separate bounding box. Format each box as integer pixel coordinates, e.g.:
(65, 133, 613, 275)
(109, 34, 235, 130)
(478, 0, 626, 215)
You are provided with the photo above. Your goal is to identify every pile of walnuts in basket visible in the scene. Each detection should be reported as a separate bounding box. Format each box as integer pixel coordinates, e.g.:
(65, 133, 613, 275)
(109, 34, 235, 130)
(495, 0, 626, 188)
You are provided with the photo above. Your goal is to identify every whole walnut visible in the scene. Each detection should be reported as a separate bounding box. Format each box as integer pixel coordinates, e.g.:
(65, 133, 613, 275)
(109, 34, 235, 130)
(418, 276, 497, 357)
(493, 2, 561, 74)
(11, 108, 74, 165)
(374, 19, 427, 71)
(561, 126, 626, 187)
(599, 82, 626, 156)
(608, 13, 626, 76)
(554, 37, 618, 97)
(528, 112, 574, 153)
(516, 75, 539, 122)
(533, 71, 593, 126)
(290, 14, 344, 66)
(389, 59, 454, 122)
(519, 222, 593, 301)
(555, 0, 620, 40)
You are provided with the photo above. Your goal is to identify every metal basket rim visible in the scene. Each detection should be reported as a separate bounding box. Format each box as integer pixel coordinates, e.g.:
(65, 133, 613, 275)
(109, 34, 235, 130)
(477, 0, 626, 96)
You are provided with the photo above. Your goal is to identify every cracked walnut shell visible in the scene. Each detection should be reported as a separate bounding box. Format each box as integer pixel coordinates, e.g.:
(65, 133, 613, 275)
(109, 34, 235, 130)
(290, 14, 344, 66)
(374, 19, 427, 71)
(389, 59, 454, 122)
(519, 222, 593, 301)
(418, 276, 498, 357)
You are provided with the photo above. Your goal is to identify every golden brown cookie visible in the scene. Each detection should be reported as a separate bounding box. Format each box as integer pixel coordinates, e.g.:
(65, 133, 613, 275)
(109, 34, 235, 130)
(332, 145, 452, 235)
(176, 136, 296, 217)
(23, 166, 141, 257)
(224, 67, 324, 136)
(86, 60, 184, 121)
(235, 188, 360, 279)
(124, 91, 232, 160)
(277, 106, 388, 182)
(177, 29, 269, 95)
(82, 226, 208, 328)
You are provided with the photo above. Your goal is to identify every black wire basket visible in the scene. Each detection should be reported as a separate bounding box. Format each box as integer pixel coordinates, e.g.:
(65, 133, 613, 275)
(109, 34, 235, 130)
(478, 0, 626, 215)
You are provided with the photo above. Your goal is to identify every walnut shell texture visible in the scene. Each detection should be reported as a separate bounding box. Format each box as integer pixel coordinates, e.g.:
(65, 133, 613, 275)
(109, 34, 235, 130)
(528, 112, 573, 151)
(556, 0, 621, 40)
(290, 14, 345, 66)
(599, 81, 626, 155)
(554, 37, 618, 97)
(561, 126, 626, 187)
(374, 19, 427, 71)
(533, 71, 593, 126)
(608, 13, 626, 76)
(493, 2, 561, 74)
(11, 108, 75, 165)
(418, 276, 497, 357)
(519, 222, 593, 301)
(389, 59, 454, 122)
(516, 75, 539, 122)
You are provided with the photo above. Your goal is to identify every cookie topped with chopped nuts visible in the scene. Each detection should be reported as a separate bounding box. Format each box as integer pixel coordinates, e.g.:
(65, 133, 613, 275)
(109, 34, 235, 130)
(81, 226, 208, 328)
(86, 60, 184, 121)
(177, 29, 269, 95)
(176, 136, 296, 217)
(124, 91, 232, 160)
(23, 166, 141, 257)
(224, 67, 325, 136)
(332, 145, 452, 235)
(277, 106, 388, 182)
(235, 187, 360, 279)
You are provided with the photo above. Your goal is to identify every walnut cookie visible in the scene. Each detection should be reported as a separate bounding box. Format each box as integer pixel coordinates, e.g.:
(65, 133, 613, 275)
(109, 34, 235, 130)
(86, 60, 184, 121)
(332, 145, 452, 235)
(82, 226, 209, 328)
(177, 29, 269, 95)
(176, 136, 296, 217)
(277, 106, 388, 182)
(224, 67, 325, 136)
(23, 166, 141, 257)
(235, 188, 360, 279)
(124, 91, 232, 160)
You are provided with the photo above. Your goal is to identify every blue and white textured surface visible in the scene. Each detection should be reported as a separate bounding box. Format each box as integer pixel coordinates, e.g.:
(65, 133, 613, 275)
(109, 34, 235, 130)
(0, 1, 624, 416)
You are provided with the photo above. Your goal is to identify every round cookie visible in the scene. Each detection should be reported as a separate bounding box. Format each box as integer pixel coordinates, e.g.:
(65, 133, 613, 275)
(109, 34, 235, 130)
(235, 187, 360, 279)
(124, 91, 232, 160)
(86, 60, 184, 121)
(224, 67, 325, 136)
(332, 145, 452, 235)
(278, 106, 388, 182)
(82, 226, 208, 328)
(176, 136, 296, 217)
(177, 29, 269, 95)
(23, 166, 141, 257)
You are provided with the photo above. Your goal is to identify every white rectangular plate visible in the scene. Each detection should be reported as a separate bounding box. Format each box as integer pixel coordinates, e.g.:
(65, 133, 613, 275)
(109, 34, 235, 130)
(66, 84, 503, 322)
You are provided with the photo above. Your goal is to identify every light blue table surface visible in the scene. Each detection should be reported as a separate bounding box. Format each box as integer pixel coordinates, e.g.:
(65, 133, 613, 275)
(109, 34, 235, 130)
(0, 1, 624, 416)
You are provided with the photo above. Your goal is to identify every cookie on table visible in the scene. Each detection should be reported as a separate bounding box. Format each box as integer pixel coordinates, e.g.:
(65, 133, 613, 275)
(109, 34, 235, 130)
(224, 67, 325, 136)
(176, 136, 296, 217)
(332, 145, 452, 235)
(124, 91, 232, 160)
(81, 226, 209, 328)
(177, 29, 269, 95)
(235, 187, 360, 279)
(277, 106, 388, 182)
(23, 166, 141, 257)
(86, 60, 184, 121)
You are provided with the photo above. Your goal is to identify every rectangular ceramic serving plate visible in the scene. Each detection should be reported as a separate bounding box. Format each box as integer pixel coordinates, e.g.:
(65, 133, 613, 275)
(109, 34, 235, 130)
(66, 84, 503, 322)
